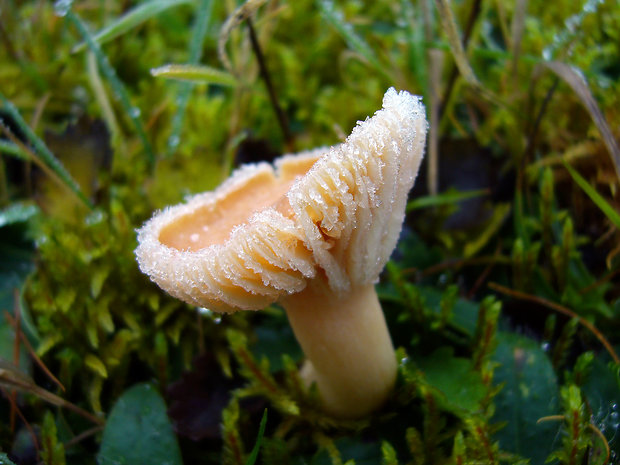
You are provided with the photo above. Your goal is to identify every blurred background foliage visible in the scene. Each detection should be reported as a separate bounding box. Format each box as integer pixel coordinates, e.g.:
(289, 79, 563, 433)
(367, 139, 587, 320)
(0, 0, 619, 464)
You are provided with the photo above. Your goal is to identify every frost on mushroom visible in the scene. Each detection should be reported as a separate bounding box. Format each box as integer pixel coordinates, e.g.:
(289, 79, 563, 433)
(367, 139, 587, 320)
(136, 148, 324, 312)
(136, 88, 427, 418)
(287, 88, 427, 292)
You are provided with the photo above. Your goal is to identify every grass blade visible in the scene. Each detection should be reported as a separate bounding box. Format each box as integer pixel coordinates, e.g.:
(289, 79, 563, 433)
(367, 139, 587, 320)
(546, 61, 620, 181)
(434, 0, 496, 104)
(434, 0, 480, 89)
(66, 10, 155, 169)
(152, 64, 237, 86)
(0, 359, 103, 425)
(87, 51, 121, 146)
(317, 0, 391, 81)
(510, 0, 528, 73)
(72, 0, 194, 53)
(0, 93, 92, 208)
(218, 0, 268, 74)
(244, 409, 268, 465)
(167, 0, 213, 156)
(406, 188, 488, 212)
(401, 0, 428, 93)
(562, 161, 620, 230)
(0, 139, 30, 161)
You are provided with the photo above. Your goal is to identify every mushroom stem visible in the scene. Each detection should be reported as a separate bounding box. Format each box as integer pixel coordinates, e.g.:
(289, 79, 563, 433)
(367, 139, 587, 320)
(281, 279, 397, 418)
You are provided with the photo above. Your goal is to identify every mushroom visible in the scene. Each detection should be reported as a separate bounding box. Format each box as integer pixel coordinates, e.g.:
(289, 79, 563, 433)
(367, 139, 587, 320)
(136, 88, 427, 418)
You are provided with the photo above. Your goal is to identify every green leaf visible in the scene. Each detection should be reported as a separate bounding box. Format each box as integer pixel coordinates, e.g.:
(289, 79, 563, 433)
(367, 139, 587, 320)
(245, 409, 268, 465)
(0, 93, 92, 208)
(0, 221, 37, 341)
(0, 453, 17, 465)
(463, 203, 511, 257)
(151, 64, 237, 86)
(563, 161, 620, 229)
(0, 139, 30, 160)
(97, 383, 183, 465)
(417, 286, 479, 336)
(491, 332, 559, 465)
(0, 203, 39, 228)
(55, 287, 77, 313)
(417, 347, 486, 415)
(72, 0, 194, 53)
(381, 441, 399, 465)
(41, 411, 66, 465)
(90, 267, 109, 299)
(451, 431, 466, 463)
(84, 354, 108, 378)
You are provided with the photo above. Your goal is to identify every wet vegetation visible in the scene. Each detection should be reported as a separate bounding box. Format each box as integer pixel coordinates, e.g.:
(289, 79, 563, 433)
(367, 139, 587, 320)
(0, 0, 619, 464)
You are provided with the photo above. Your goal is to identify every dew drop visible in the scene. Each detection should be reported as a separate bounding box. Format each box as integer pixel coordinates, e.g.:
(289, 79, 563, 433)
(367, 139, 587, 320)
(130, 107, 141, 118)
(167, 134, 180, 149)
(54, 0, 73, 17)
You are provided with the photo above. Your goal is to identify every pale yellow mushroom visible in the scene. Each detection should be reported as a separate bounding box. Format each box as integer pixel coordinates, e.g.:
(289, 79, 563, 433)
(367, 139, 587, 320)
(136, 88, 427, 418)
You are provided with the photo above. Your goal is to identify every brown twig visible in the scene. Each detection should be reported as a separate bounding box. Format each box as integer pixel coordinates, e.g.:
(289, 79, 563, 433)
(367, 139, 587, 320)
(467, 242, 502, 299)
(0, 385, 40, 460)
(246, 17, 294, 152)
(588, 422, 611, 465)
(236, 346, 279, 395)
(226, 430, 244, 465)
(437, 0, 483, 118)
(64, 425, 105, 449)
(578, 268, 620, 295)
(31, 93, 50, 131)
(5, 308, 66, 392)
(0, 372, 104, 426)
(488, 282, 620, 364)
(537, 415, 610, 465)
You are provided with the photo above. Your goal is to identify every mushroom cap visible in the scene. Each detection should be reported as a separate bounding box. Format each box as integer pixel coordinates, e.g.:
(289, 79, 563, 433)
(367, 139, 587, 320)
(135, 88, 427, 312)
(135, 148, 324, 312)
